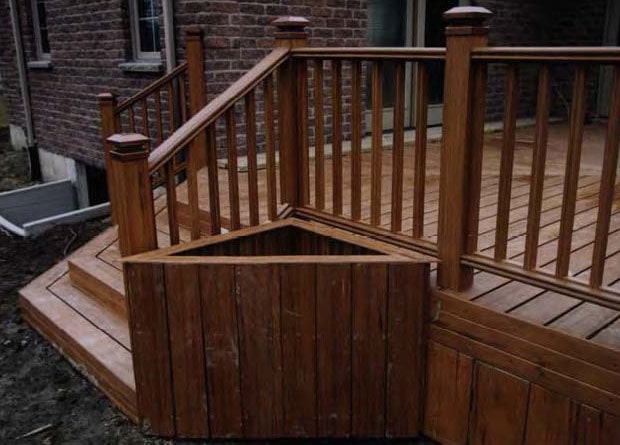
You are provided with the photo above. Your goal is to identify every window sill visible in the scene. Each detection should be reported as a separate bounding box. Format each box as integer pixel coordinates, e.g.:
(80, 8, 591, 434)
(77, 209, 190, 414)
(118, 61, 163, 73)
(27, 60, 53, 70)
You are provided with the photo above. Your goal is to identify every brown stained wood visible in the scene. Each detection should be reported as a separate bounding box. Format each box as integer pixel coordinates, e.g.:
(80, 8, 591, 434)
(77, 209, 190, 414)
(199, 264, 243, 438)
(245, 92, 260, 226)
(165, 162, 180, 245)
(370, 60, 383, 227)
(524, 384, 572, 444)
(141, 99, 149, 139)
(124, 262, 174, 436)
(225, 109, 241, 230)
(186, 134, 202, 240)
(179, 79, 188, 124)
(206, 124, 221, 234)
(423, 341, 473, 444)
(601, 413, 620, 443)
(236, 264, 282, 437)
(164, 264, 209, 438)
(331, 59, 343, 216)
(316, 264, 351, 437)
(494, 64, 519, 261)
(167, 80, 175, 132)
(412, 63, 429, 238)
(556, 65, 588, 278)
(280, 264, 317, 437)
(385, 263, 427, 437)
(547, 302, 618, 338)
(391, 62, 406, 233)
(263, 76, 278, 220)
(128, 106, 136, 132)
(470, 362, 529, 445)
(351, 59, 362, 220)
(575, 404, 602, 445)
(313, 60, 325, 210)
(524, 66, 551, 270)
(591, 67, 620, 288)
(154, 89, 163, 145)
(297, 59, 310, 205)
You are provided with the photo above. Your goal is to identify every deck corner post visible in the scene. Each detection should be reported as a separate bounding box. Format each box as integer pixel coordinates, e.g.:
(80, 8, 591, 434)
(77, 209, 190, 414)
(273, 16, 310, 207)
(107, 133, 157, 257)
(437, 6, 492, 291)
(98, 92, 118, 223)
(185, 27, 208, 168)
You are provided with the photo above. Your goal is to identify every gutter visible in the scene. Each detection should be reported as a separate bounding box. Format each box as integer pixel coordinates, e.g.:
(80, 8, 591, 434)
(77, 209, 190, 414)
(162, 0, 176, 72)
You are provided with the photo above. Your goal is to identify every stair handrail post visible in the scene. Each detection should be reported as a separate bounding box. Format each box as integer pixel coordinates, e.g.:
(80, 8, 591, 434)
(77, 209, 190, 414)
(107, 133, 157, 257)
(437, 6, 492, 291)
(98, 92, 118, 223)
(273, 16, 310, 207)
(185, 27, 207, 167)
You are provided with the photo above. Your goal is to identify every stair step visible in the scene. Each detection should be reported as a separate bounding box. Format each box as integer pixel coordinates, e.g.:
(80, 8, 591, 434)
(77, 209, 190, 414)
(19, 261, 137, 422)
(68, 256, 126, 319)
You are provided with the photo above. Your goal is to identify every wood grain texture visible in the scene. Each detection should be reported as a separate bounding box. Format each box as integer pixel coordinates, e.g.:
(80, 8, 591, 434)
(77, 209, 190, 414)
(524, 384, 572, 444)
(225, 108, 241, 230)
(245, 92, 260, 226)
(313, 60, 325, 210)
(351, 60, 362, 220)
(370, 60, 383, 227)
(206, 124, 221, 234)
(331, 59, 343, 216)
(391, 62, 405, 233)
(412, 63, 428, 238)
(263, 76, 278, 220)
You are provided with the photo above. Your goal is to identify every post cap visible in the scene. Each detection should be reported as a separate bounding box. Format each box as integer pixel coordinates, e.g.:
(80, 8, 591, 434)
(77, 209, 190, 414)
(443, 6, 493, 26)
(185, 26, 203, 40)
(272, 16, 311, 32)
(98, 92, 117, 103)
(107, 134, 150, 159)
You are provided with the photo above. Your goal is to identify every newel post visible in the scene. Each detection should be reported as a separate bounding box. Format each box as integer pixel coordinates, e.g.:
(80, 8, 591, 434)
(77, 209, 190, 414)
(107, 133, 157, 257)
(98, 93, 118, 223)
(273, 16, 310, 206)
(185, 27, 207, 167)
(437, 7, 492, 291)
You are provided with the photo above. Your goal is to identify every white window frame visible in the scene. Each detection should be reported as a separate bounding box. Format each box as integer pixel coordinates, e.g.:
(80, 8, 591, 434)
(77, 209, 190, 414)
(129, 0, 162, 61)
(31, 0, 50, 60)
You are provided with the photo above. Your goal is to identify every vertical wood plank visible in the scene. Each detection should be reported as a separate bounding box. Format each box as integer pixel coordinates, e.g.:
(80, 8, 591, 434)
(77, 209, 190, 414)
(524, 384, 572, 444)
(236, 264, 282, 437)
(280, 264, 317, 436)
(165, 162, 180, 245)
(154, 89, 163, 145)
(179, 78, 188, 123)
(206, 124, 221, 235)
(245, 92, 260, 226)
(470, 362, 529, 445)
(297, 59, 310, 205)
(225, 109, 241, 230)
(371, 60, 383, 226)
(331, 59, 343, 215)
(263, 76, 278, 220)
(200, 264, 243, 438)
(314, 60, 325, 210)
(167, 80, 175, 133)
(590, 66, 620, 288)
(575, 404, 601, 445)
(385, 263, 428, 437)
(141, 98, 149, 139)
(601, 412, 620, 444)
(165, 264, 209, 438)
(391, 62, 406, 232)
(556, 65, 587, 278)
(352, 263, 387, 437)
(494, 64, 519, 261)
(128, 106, 136, 132)
(186, 134, 202, 240)
(351, 60, 362, 220)
(316, 264, 351, 437)
(524, 66, 551, 270)
(412, 63, 429, 238)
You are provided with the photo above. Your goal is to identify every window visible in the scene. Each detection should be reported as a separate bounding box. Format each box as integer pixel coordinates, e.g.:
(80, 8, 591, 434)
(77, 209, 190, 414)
(129, 0, 161, 60)
(32, 0, 50, 60)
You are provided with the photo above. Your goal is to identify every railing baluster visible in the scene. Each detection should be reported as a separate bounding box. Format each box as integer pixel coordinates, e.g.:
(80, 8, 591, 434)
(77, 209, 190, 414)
(350, 59, 362, 221)
(371, 60, 383, 226)
(314, 60, 325, 210)
(412, 62, 428, 238)
(494, 64, 519, 261)
(165, 162, 180, 245)
(391, 61, 405, 232)
(179, 78, 188, 124)
(590, 66, 620, 288)
(206, 124, 221, 235)
(245, 92, 259, 226)
(167, 80, 175, 133)
(331, 59, 343, 215)
(225, 109, 240, 230)
(141, 98, 149, 140)
(298, 59, 310, 205)
(263, 76, 277, 221)
(128, 106, 136, 132)
(556, 65, 587, 278)
(524, 65, 551, 270)
(154, 89, 163, 145)
(186, 136, 201, 240)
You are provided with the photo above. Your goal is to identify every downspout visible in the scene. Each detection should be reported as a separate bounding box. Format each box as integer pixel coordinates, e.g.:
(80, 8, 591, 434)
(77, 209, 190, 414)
(162, 0, 176, 72)
(9, 0, 40, 180)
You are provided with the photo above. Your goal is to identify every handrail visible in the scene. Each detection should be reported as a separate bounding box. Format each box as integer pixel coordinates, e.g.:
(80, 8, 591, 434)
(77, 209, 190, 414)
(115, 62, 188, 113)
(291, 47, 446, 60)
(471, 47, 620, 62)
(148, 47, 291, 172)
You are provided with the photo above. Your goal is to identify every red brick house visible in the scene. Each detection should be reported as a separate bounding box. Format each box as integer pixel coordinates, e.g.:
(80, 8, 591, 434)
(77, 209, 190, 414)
(0, 0, 618, 204)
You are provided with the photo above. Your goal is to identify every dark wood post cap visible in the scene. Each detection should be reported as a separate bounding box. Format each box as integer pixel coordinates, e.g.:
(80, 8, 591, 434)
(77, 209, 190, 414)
(98, 92, 117, 104)
(185, 26, 203, 40)
(443, 6, 493, 26)
(108, 133, 150, 159)
(272, 16, 310, 41)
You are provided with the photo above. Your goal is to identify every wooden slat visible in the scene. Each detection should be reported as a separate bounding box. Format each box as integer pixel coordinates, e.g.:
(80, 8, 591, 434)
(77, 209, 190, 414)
(179, 78, 188, 123)
(316, 264, 351, 437)
(225, 108, 240, 230)
(167, 80, 175, 133)
(351, 59, 362, 220)
(314, 60, 325, 210)
(412, 63, 429, 238)
(556, 65, 588, 277)
(298, 59, 310, 205)
(525, 385, 572, 444)
(128, 106, 136, 132)
(245, 92, 260, 226)
(590, 66, 620, 288)
(575, 404, 602, 444)
(494, 64, 519, 261)
(371, 60, 383, 226)
(524, 65, 551, 270)
(141, 98, 149, 139)
(331, 59, 343, 215)
(206, 124, 221, 235)
(154, 89, 163, 145)
(186, 135, 202, 240)
(391, 62, 406, 232)
(200, 264, 243, 438)
(165, 162, 180, 245)
(263, 76, 277, 220)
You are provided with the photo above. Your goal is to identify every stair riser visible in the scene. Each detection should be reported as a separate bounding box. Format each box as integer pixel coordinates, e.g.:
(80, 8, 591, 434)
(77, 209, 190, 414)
(68, 260, 127, 319)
